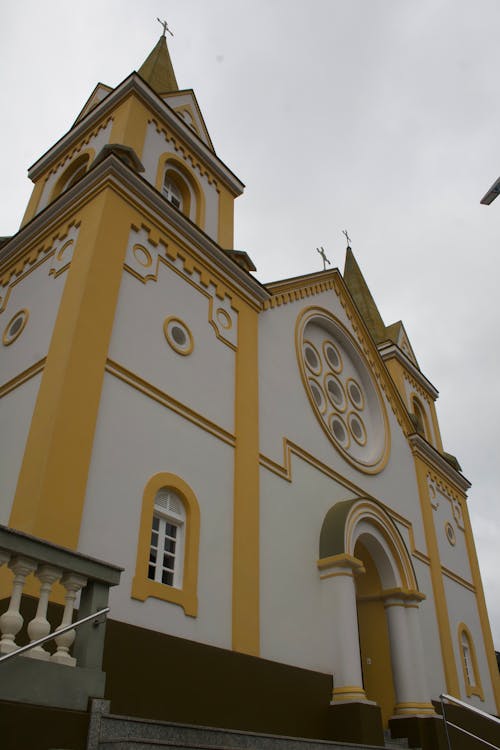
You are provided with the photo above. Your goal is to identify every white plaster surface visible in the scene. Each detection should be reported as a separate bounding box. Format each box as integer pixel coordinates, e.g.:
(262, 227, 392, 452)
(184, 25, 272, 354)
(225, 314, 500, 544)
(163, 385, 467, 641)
(141, 122, 220, 240)
(107, 261, 235, 434)
(258, 292, 428, 553)
(36, 118, 113, 213)
(0, 257, 68, 386)
(0, 374, 42, 523)
(431, 484, 472, 583)
(444, 576, 496, 713)
(79, 372, 234, 650)
(162, 91, 212, 148)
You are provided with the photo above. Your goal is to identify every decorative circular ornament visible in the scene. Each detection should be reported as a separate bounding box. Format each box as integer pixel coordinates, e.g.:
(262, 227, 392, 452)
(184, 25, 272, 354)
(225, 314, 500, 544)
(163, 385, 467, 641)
(309, 378, 327, 414)
(296, 307, 390, 473)
(3, 309, 29, 346)
(56, 239, 74, 262)
(133, 244, 153, 268)
(323, 340, 343, 373)
(215, 308, 232, 330)
(303, 340, 322, 376)
(348, 411, 367, 446)
(329, 413, 350, 449)
(445, 521, 456, 546)
(163, 316, 194, 356)
(324, 373, 347, 412)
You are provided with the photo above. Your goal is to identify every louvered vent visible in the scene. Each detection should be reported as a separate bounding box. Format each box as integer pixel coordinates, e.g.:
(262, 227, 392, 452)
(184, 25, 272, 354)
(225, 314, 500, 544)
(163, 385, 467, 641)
(155, 488, 182, 517)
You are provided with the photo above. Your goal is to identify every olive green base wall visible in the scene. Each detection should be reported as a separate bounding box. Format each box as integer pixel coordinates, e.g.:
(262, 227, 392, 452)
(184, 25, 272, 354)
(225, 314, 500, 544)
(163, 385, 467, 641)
(103, 619, 336, 740)
(433, 700, 500, 750)
(0, 699, 89, 750)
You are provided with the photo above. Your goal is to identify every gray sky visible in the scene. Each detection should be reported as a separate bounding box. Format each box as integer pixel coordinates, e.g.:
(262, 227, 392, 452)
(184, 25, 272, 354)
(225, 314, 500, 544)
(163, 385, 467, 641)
(2, 1, 499, 647)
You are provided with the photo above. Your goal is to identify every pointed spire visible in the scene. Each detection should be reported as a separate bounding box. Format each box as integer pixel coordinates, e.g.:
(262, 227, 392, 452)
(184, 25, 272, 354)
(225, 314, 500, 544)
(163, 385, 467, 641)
(138, 35, 178, 95)
(343, 247, 386, 343)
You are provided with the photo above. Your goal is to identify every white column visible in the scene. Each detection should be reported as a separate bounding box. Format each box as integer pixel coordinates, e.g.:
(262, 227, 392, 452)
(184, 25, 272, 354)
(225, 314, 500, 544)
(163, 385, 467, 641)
(52, 573, 87, 666)
(0, 556, 37, 654)
(405, 598, 435, 714)
(319, 557, 369, 704)
(384, 594, 435, 716)
(26, 564, 62, 660)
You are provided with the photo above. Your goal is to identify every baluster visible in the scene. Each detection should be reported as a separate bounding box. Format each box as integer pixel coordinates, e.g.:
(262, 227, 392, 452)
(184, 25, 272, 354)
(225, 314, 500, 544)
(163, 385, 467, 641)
(0, 556, 37, 654)
(26, 564, 62, 660)
(52, 573, 87, 666)
(0, 550, 10, 568)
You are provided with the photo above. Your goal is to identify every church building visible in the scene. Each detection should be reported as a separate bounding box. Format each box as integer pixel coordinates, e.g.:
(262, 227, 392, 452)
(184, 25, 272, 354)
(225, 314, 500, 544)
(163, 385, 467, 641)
(0, 33, 498, 750)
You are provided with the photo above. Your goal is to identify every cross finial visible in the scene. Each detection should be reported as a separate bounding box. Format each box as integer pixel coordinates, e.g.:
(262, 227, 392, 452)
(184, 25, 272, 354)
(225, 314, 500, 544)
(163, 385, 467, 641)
(342, 229, 352, 249)
(157, 18, 174, 37)
(316, 246, 331, 271)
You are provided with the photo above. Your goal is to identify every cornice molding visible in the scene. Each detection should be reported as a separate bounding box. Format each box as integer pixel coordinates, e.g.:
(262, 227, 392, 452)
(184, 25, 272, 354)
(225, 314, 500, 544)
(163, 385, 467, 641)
(27, 74, 244, 196)
(1, 155, 268, 308)
(410, 433, 470, 492)
(378, 341, 439, 400)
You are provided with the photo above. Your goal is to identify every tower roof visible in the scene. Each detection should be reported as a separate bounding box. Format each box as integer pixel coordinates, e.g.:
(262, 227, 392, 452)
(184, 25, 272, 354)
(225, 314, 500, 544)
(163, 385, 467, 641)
(343, 246, 386, 343)
(138, 35, 178, 95)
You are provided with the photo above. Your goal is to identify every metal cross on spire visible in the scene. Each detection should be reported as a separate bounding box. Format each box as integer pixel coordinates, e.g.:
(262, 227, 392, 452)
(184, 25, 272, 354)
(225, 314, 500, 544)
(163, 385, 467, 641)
(316, 246, 331, 271)
(157, 17, 174, 37)
(342, 229, 352, 249)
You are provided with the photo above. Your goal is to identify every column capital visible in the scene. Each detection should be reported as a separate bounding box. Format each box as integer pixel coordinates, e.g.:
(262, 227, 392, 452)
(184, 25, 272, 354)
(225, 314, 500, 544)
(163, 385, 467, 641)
(317, 553, 365, 579)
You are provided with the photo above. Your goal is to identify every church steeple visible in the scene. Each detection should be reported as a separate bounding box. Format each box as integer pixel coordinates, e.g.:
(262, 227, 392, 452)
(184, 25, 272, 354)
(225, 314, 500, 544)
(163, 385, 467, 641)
(343, 246, 386, 343)
(138, 34, 178, 95)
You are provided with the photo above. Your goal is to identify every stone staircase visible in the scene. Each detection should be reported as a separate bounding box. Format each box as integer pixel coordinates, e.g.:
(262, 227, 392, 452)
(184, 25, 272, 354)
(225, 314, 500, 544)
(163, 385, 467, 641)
(87, 708, 416, 750)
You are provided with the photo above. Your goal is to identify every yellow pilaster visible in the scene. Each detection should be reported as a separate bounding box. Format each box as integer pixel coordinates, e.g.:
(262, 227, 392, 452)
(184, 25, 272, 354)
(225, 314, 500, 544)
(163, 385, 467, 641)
(232, 300, 260, 655)
(413, 457, 460, 696)
(217, 185, 235, 249)
(9, 188, 133, 548)
(109, 94, 150, 160)
(20, 178, 45, 228)
(460, 499, 500, 711)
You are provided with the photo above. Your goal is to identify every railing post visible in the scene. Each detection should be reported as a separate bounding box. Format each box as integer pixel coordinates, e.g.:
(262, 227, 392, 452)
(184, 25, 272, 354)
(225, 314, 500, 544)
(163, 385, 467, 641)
(26, 564, 62, 660)
(73, 579, 110, 670)
(52, 572, 87, 666)
(0, 556, 37, 654)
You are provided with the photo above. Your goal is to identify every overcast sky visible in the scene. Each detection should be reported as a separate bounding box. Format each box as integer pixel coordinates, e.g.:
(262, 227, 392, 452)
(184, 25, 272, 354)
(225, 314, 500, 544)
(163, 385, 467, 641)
(2, 1, 499, 648)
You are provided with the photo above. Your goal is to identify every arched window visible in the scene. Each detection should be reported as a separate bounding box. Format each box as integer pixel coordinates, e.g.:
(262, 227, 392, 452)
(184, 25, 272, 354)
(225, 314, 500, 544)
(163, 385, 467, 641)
(162, 168, 190, 215)
(132, 472, 200, 616)
(412, 396, 430, 442)
(458, 623, 484, 700)
(51, 153, 90, 201)
(149, 488, 185, 588)
(162, 176, 183, 210)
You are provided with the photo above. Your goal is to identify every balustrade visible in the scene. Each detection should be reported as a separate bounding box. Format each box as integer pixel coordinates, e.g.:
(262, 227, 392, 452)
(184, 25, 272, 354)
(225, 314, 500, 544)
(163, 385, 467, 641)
(0, 524, 121, 687)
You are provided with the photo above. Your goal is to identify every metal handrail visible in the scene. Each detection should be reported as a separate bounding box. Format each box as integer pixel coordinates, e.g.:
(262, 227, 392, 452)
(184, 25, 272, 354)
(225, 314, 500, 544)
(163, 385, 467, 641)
(440, 693, 500, 750)
(0, 606, 110, 664)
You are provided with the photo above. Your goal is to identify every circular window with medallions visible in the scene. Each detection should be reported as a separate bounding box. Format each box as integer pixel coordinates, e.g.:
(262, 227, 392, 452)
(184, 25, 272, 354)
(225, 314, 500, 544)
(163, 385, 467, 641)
(296, 307, 390, 473)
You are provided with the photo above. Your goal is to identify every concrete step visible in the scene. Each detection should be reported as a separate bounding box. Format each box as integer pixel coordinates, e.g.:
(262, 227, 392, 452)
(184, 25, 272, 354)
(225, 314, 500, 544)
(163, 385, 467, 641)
(97, 713, 389, 750)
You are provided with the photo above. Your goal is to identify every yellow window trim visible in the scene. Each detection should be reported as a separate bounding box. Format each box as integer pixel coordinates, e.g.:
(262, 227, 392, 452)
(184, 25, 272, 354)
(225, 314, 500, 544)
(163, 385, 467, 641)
(50, 149, 95, 203)
(155, 153, 206, 229)
(131, 472, 200, 617)
(458, 622, 485, 700)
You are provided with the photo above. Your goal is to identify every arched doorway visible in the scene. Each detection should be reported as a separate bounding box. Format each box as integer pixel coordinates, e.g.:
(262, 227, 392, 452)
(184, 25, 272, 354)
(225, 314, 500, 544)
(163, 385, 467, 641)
(355, 539, 395, 726)
(319, 498, 435, 724)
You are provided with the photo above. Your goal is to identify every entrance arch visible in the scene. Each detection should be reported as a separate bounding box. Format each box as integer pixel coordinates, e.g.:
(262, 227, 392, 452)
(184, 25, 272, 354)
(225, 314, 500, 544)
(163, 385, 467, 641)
(319, 498, 435, 723)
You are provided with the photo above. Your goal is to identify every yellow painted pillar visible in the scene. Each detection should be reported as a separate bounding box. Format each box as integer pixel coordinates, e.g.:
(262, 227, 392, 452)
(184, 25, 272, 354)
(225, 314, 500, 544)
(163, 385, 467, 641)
(10, 189, 134, 549)
(232, 300, 260, 655)
(413, 457, 460, 696)
(460, 498, 500, 712)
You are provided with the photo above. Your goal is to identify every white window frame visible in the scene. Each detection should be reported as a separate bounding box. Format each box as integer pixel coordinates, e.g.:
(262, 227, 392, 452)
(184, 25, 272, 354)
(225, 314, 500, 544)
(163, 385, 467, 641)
(148, 489, 185, 589)
(162, 175, 183, 210)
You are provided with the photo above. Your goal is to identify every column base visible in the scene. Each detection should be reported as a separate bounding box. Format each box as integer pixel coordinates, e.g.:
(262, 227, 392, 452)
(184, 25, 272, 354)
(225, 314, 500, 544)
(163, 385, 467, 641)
(331, 685, 372, 703)
(389, 714, 446, 750)
(393, 701, 437, 716)
(327, 700, 384, 746)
